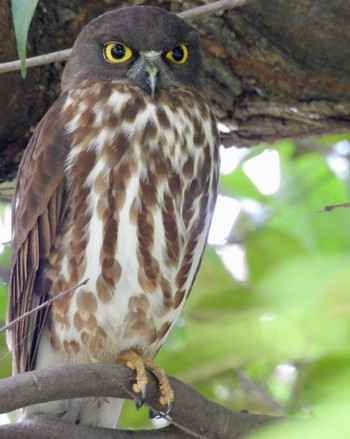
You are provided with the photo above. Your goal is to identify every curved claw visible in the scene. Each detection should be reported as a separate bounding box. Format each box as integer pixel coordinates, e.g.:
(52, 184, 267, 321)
(164, 397, 173, 417)
(135, 399, 143, 411)
(155, 398, 173, 419)
(135, 383, 147, 411)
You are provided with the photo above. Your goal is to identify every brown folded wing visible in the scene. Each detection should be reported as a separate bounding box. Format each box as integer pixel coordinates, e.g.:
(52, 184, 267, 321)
(7, 92, 71, 374)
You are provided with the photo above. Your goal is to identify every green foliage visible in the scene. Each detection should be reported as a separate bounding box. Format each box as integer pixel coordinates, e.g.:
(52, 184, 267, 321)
(0, 283, 11, 379)
(0, 202, 11, 379)
(11, 0, 40, 78)
(1, 133, 350, 436)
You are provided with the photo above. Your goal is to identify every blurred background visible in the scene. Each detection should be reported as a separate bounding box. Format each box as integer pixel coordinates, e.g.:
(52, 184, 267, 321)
(2, 132, 350, 437)
(2, 0, 350, 436)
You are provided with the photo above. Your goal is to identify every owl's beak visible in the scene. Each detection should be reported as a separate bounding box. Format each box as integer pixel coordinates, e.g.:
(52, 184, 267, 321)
(144, 65, 159, 98)
(132, 52, 161, 98)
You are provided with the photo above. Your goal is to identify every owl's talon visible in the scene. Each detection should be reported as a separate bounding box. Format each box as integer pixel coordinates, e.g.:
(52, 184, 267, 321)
(135, 398, 143, 411)
(141, 383, 147, 403)
(135, 383, 147, 410)
(155, 398, 173, 419)
(165, 398, 173, 416)
(117, 350, 174, 415)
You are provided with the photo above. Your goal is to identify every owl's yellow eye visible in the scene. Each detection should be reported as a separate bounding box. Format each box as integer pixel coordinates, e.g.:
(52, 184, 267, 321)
(165, 44, 188, 65)
(103, 42, 133, 63)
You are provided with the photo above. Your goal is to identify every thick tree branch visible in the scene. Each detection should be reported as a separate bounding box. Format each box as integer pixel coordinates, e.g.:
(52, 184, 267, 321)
(0, 363, 280, 439)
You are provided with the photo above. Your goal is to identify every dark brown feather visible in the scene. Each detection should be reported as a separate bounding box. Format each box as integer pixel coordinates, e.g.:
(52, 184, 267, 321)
(7, 93, 71, 374)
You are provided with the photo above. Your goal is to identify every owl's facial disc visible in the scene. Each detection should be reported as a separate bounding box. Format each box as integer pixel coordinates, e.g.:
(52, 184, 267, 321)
(61, 7, 204, 93)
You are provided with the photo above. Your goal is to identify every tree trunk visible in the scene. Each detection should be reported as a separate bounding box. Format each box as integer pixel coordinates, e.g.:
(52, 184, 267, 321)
(1, 0, 350, 183)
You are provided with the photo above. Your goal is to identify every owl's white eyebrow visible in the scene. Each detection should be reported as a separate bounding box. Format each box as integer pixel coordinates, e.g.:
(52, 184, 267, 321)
(141, 51, 162, 59)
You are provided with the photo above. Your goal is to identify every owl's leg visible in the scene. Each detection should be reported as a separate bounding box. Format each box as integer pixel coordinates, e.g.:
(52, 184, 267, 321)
(118, 350, 148, 405)
(117, 350, 174, 415)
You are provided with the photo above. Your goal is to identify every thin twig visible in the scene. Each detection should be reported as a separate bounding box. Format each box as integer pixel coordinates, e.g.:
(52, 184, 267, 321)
(0, 278, 89, 333)
(316, 202, 350, 214)
(178, 0, 251, 19)
(0, 49, 72, 75)
(0, 0, 251, 75)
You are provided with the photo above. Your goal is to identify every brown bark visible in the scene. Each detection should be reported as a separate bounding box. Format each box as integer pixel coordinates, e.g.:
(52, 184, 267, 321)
(0, 363, 282, 439)
(1, 0, 350, 183)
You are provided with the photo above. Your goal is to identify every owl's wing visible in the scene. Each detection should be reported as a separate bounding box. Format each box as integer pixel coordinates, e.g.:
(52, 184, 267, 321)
(7, 92, 71, 374)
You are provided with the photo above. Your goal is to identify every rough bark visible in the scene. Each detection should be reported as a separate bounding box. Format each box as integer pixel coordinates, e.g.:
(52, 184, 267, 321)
(0, 0, 350, 183)
(0, 363, 282, 439)
(0, 363, 281, 439)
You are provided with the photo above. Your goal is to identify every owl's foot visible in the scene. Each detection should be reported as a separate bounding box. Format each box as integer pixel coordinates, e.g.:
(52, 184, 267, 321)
(117, 350, 174, 416)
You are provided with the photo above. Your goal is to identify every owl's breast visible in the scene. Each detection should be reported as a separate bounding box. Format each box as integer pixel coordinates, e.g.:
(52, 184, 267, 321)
(45, 81, 219, 362)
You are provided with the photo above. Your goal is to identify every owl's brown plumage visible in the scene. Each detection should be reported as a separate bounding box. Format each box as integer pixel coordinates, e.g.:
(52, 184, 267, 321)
(7, 6, 219, 427)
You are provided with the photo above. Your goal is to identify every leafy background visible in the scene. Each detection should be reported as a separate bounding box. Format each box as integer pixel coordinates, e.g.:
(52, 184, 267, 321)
(2, 0, 350, 436)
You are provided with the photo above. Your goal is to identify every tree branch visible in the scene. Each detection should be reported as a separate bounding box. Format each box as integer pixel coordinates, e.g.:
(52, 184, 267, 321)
(0, 363, 281, 439)
(316, 202, 350, 214)
(0, 49, 72, 75)
(177, 0, 252, 19)
(0, 417, 196, 439)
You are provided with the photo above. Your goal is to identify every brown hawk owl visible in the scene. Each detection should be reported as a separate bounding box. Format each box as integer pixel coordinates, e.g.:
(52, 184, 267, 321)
(7, 6, 219, 427)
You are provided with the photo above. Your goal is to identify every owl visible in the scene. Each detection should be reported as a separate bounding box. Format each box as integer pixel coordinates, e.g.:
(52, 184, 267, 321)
(7, 6, 219, 427)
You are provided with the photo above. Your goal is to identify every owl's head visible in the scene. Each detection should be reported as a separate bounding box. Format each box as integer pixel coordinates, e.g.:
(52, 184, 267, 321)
(61, 6, 204, 96)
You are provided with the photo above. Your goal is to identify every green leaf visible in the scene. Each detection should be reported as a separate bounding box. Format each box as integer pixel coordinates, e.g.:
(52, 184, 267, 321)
(0, 285, 11, 379)
(0, 243, 11, 273)
(220, 166, 262, 199)
(186, 247, 240, 314)
(317, 132, 350, 146)
(11, 0, 40, 78)
(254, 254, 350, 360)
(246, 226, 307, 281)
(248, 354, 350, 438)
